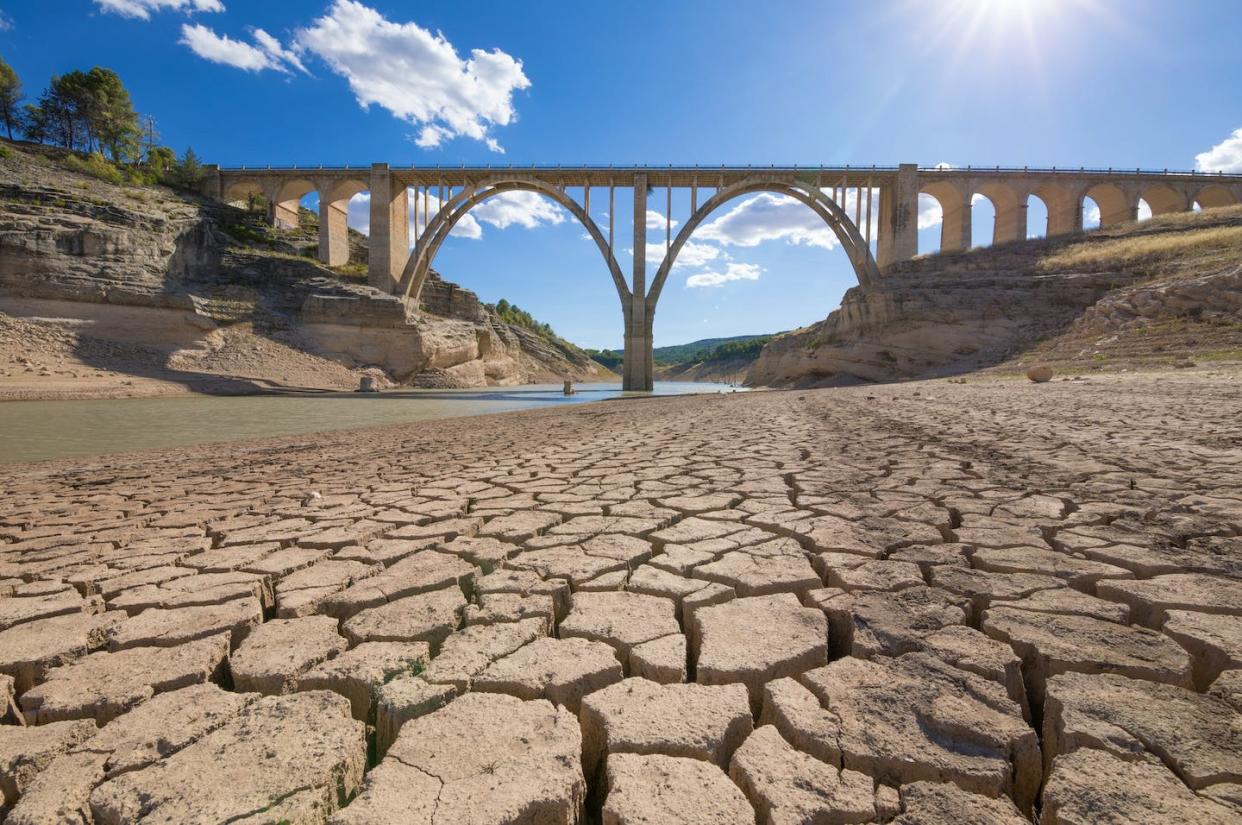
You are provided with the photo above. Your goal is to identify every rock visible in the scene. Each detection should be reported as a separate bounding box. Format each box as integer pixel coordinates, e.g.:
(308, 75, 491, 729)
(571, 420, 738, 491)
(230, 614, 348, 696)
(421, 617, 545, 692)
(1162, 610, 1242, 690)
(296, 641, 431, 721)
(892, 781, 1027, 824)
(919, 625, 1030, 720)
(1097, 573, 1242, 629)
(318, 551, 476, 619)
(775, 654, 1040, 815)
(472, 636, 622, 713)
(971, 545, 1132, 588)
(579, 677, 753, 780)
(19, 634, 229, 725)
(4, 684, 252, 824)
(88, 691, 366, 824)
(806, 585, 966, 658)
(1209, 669, 1242, 712)
(330, 693, 585, 825)
(275, 558, 381, 618)
(1026, 365, 1054, 383)
(629, 634, 688, 684)
(1, 673, 18, 724)
(693, 594, 828, 712)
(0, 611, 123, 694)
(341, 587, 467, 649)
(692, 544, 822, 597)
(374, 678, 455, 759)
(104, 597, 263, 651)
(1043, 672, 1242, 788)
(560, 590, 680, 660)
(604, 753, 755, 825)
(815, 555, 924, 592)
(1040, 747, 1242, 824)
(0, 587, 103, 632)
(729, 724, 875, 824)
(981, 606, 1193, 709)
(0, 719, 96, 808)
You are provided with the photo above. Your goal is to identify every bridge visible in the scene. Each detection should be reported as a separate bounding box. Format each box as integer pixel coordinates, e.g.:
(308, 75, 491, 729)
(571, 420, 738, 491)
(202, 163, 1242, 390)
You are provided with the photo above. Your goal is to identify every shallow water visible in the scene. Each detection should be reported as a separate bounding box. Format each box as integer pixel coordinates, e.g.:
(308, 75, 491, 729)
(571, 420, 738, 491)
(0, 382, 746, 465)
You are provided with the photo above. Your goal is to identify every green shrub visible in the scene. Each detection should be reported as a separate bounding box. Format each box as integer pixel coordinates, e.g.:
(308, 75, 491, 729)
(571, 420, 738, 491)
(0, 145, 10, 160)
(64, 152, 124, 185)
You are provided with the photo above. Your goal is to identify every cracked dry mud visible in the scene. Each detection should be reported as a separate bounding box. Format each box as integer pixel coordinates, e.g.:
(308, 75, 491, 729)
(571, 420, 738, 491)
(1, 373, 1241, 824)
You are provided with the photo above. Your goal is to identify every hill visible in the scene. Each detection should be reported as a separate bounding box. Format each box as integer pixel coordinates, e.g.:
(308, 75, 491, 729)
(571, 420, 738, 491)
(652, 334, 773, 364)
(748, 205, 1242, 387)
(0, 139, 613, 399)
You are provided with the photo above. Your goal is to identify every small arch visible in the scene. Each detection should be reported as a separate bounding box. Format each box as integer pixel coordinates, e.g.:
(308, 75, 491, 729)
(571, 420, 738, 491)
(1031, 183, 1078, 237)
(1026, 192, 1050, 240)
(1083, 183, 1133, 227)
(1139, 183, 1188, 217)
(1194, 184, 1238, 211)
(397, 179, 629, 310)
(222, 179, 264, 211)
(647, 178, 877, 313)
(919, 181, 969, 253)
(269, 178, 315, 230)
(975, 182, 1023, 244)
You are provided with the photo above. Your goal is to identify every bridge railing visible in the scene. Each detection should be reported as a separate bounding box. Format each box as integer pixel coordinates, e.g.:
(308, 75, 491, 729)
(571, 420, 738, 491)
(212, 162, 1240, 179)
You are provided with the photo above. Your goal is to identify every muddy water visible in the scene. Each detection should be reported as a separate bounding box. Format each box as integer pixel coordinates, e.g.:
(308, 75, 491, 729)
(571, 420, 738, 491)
(0, 382, 746, 465)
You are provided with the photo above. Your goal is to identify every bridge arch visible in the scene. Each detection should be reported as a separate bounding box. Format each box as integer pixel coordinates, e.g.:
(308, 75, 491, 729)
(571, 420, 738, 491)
(1082, 182, 1134, 227)
(1139, 182, 1188, 217)
(972, 182, 1024, 245)
(317, 178, 369, 267)
(646, 177, 879, 313)
(919, 181, 971, 253)
(396, 179, 629, 310)
(267, 178, 316, 230)
(1194, 183, 1239, 210)
(1028, 182, 1078, 237)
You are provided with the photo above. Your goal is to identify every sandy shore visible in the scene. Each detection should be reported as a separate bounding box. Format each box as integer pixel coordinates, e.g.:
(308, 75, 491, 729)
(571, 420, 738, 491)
(2, 373, 1241, 822)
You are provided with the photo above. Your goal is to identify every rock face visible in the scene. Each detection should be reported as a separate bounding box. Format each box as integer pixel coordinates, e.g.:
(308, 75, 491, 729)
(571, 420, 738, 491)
(0, 143, 612, 394)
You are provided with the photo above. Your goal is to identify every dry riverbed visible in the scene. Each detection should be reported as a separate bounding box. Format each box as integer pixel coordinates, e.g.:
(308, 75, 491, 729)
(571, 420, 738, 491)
(1, 372, 1241, 823)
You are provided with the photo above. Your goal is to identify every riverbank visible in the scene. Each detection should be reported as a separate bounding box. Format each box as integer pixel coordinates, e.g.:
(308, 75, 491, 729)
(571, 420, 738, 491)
(2, 370, 1240, 823)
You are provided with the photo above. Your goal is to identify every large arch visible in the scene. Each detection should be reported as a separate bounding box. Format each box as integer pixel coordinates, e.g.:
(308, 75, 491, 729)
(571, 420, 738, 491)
(1140, 183, 1188, 217)
(268, 178, 315, 230)
(646, 177, 879, 314)
(920, 181, 971, 253)
(1029, 182, 1079, 236)
(396, 179, 629, 310)
(222, 179, 264, 210)
(1194, 183, 1239, 210)
(974, 182, 1024, 245)
(1082, 183, 1134, 227)
(317, 178, 368, 267)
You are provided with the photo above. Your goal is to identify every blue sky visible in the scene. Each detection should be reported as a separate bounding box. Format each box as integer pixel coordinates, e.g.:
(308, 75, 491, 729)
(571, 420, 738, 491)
(2, 0, 1240, 349)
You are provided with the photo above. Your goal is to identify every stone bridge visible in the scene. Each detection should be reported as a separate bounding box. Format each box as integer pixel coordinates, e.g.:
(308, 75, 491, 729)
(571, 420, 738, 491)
(203, 164, 1242, 390)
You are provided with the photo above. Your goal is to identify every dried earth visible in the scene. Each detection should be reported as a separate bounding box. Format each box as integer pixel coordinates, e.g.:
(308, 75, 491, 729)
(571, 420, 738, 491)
(1, 371, 1241, 823)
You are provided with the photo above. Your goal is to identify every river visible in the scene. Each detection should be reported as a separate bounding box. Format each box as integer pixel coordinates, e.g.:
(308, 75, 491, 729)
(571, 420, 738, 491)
(0, 382, 746, 465)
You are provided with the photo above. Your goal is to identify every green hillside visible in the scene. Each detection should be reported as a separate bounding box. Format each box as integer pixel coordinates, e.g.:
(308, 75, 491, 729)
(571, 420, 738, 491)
(652, 334, 775, 364)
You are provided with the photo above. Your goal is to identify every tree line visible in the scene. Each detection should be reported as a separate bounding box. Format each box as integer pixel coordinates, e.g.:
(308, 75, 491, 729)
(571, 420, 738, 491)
(0, 54, 204, 189)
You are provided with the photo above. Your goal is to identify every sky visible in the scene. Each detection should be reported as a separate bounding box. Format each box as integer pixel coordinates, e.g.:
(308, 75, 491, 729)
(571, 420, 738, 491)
(1, 0, 1240, 349)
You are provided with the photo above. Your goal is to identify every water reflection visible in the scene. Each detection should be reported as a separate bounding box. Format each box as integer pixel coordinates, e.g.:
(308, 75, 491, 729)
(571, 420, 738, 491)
(0, 382, 747, 465)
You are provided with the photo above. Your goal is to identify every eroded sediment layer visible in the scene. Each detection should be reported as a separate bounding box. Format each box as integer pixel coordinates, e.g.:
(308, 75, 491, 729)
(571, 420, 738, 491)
(1, 372, 1241, 823)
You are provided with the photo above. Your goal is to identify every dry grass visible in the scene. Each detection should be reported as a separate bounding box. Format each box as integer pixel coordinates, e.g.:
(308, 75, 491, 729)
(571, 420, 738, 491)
(1036, 205, 1242, 277)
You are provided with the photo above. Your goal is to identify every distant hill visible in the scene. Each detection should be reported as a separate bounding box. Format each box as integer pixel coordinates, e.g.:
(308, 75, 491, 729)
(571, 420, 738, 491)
(653, 334, 775, 365)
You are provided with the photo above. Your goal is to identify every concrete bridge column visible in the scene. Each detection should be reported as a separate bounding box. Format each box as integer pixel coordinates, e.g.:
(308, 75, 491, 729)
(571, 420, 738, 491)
(368, 163, 409, 294)
(993, 199, 1028, 244)
(876, 164, 919, 270)
(623, 173, 654, 392)
(940, 197, 972, 253)
(318, 188, 350, 268)
(1047, 200, 1082, 236)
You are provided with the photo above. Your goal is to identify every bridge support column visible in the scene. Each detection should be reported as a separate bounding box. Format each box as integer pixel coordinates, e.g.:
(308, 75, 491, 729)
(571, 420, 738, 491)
(264, 182, 300, 230)
(623, 173, 654, 392)
(993, 200, 1028, 244)
(1047, 201, 1081, 236)
(368, 163, 408, 294)
(876, 164, 919, 270)
(940, 197, 972, 252)
(318, 191, 350, 268)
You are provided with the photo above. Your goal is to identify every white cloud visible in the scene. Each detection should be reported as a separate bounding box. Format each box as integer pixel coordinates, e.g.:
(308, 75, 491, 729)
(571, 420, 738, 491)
(917, 193, 943, 229)
(1137, 200, 1152, 221)
(0, 10, 13, 30)
(346, 189, 561, 244)
(673, 240, 723, 268)
(96, 0, 222, 19)
(696, 193, 838, 250)
(646, 209, 678, 231)
(180, 24, 304, 73)
(295, 0, 530, 152)
(1083, 202, 1101, 228)
(1195, 128, 1242, 173)
(686, 262, 762, 289)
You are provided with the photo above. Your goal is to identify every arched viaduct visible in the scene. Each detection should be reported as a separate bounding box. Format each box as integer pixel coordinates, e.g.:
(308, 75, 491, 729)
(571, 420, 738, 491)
(204, 163, 1242, 391)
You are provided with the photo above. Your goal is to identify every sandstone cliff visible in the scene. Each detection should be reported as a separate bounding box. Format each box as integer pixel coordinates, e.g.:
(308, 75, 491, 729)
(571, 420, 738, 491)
(748, 206, 1242, 387)
(0, 142, 612, 397)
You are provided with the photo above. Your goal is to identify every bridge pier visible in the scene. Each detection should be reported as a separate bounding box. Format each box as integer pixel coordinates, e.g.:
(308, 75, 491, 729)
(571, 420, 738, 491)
(876, 164, 919, 270)
(368, 163, 408, 294)
(624, 173, 654, 392)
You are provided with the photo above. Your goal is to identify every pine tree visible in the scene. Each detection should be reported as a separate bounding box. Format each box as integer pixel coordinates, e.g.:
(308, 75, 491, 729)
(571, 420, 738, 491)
(0, 56, 21, 140)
